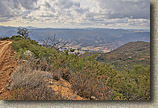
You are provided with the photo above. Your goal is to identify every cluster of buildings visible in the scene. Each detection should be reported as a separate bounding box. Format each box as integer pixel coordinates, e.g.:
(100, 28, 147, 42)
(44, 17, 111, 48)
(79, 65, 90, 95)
(59, 47, 86, 55)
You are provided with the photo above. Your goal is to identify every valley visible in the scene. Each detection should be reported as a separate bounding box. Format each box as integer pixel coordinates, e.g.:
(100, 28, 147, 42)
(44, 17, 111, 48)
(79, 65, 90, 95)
(0, 26, 150, 53)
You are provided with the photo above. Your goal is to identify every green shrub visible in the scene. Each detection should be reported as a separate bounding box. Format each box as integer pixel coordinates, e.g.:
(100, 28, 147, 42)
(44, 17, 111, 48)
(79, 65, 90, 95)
(70, 49, 75, 52)
(111, 65, 150, 100)
(10, 36, 150, 100)
(0, 37, 10, 40)
(12, 39, 30, 52)
(11, 35, 24, 41)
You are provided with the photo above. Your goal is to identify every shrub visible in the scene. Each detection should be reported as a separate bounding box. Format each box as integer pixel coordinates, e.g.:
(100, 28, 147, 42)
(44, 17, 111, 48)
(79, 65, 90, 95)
(11, 35, 24, 41)
(0, 37, 10, 40)
(10, 36, 150, 100)
(9, 58, 63, 100)
(69, 70, 111, 100)
(70, 49, 75, 52)
(111, 65, 150, 100)
(10, 86, 63, 100)
(12, 39, 30, 52)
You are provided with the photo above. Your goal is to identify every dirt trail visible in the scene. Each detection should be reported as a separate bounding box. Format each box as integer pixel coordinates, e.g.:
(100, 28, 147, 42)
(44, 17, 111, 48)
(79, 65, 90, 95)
(0, 41, 86, 100)
(0, 41, 17, 100)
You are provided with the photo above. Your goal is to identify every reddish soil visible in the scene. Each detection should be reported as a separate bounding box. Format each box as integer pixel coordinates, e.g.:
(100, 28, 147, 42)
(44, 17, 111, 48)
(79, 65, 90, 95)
(0, 40, 86, 100)
(46, 78, 87, 100)
(0, 41, 17, 100)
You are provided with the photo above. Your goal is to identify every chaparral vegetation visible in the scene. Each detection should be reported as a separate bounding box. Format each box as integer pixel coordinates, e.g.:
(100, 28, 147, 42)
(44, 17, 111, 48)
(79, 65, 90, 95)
(0, 28, 150, 100)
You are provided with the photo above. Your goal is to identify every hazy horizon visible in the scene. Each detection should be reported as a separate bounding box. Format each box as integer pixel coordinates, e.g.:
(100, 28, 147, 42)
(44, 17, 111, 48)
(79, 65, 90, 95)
(0, 25, 150, 31)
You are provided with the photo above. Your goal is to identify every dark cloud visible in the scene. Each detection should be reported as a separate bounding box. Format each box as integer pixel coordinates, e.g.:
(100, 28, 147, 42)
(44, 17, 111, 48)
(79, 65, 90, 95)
(0, 1, 12, 17)
(0, 0, 38, 21)
(18, 0, 38, 9)
(74, 8, 89, 14)
(54, 0, 80, 9)
(97, 0, 150, 19)
(44, 2, 52, 9)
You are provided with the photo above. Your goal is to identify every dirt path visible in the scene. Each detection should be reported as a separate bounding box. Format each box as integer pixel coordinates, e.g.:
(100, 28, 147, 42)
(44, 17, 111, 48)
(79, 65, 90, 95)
(0, 41, 17, 100)
(0, 41, 86, 100)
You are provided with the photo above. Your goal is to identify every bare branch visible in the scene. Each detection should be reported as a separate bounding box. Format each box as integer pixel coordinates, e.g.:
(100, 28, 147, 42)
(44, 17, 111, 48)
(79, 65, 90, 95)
(41, 34, 69, 50)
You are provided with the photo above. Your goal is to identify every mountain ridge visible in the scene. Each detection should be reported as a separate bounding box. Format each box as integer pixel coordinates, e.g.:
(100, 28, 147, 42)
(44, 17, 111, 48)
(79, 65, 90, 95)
(97, 41, 150, 70)
(0, 26, 150, 52)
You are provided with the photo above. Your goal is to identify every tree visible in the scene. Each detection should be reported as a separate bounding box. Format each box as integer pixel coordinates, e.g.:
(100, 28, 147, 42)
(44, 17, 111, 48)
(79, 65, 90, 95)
(17, 27, 29, 39)
(41, 34, 69, 50)
(70, 49, 75, 52)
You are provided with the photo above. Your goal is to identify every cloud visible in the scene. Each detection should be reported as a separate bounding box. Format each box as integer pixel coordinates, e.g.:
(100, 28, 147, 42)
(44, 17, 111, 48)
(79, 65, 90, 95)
(54, 0, 80, 9)
(17, 0, 38, 10)
(0, 0, 38, 21)
(0, 0, 150, 29)
(96, 0, 150, 19)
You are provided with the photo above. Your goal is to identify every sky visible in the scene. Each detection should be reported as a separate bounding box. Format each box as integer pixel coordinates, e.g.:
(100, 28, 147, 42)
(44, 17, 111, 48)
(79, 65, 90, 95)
(0, 0, 150, 29)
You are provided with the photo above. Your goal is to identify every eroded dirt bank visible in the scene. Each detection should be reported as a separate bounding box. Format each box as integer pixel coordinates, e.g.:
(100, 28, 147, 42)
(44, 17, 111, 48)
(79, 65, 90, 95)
(0, 41, 17, 100)
(0, 41, 86, 100)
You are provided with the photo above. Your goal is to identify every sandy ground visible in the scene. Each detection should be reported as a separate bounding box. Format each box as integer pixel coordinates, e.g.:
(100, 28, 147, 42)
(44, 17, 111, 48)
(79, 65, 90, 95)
(0, 41, 17, 100)
(47, 78, 87, 100)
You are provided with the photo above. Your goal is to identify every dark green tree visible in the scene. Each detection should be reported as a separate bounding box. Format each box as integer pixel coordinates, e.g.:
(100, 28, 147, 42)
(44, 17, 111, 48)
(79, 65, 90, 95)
(17, 27, 29, 39)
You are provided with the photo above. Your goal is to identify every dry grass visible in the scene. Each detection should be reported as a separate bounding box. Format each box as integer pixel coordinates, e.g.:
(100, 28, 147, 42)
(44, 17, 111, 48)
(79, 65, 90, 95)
(9, 84, 62, 100)
(8, 57, 111, 100)
(69, 71, 111, 100)
(8, 58, 63, 100)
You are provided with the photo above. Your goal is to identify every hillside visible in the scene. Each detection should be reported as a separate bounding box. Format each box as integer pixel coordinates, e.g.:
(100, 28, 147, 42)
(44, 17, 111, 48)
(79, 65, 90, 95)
(0, 26, 150, 52)
(97, 41, 150, 70)
(0, 41, 86, 100)
(0, 35, 150, 100)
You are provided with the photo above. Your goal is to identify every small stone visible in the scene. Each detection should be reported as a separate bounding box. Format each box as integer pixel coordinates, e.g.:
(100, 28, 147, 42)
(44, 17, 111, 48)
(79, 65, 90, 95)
(90, 96, 97, 100)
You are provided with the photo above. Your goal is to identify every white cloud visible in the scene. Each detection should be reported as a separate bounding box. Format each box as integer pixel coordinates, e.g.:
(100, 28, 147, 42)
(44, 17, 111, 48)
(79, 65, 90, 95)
(0, 0, 150, 29)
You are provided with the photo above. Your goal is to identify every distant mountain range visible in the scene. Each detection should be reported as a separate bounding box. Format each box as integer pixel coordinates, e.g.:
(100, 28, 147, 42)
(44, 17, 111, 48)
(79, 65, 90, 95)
(0, 26, 150, 52)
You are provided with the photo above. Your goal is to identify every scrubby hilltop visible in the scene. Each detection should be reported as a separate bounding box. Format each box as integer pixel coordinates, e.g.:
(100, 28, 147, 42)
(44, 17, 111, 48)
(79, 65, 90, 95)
(0, 34, 150, 100)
